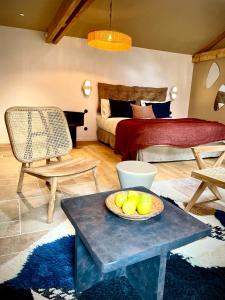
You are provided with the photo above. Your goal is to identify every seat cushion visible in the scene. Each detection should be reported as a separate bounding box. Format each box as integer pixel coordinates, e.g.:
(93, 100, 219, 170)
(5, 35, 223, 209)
(192, 167, 225, 189)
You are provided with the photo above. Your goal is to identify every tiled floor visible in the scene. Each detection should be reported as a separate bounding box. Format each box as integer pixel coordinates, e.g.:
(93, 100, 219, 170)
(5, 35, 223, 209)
(0, 146, 111, 264)
(1, 142, 224, 265)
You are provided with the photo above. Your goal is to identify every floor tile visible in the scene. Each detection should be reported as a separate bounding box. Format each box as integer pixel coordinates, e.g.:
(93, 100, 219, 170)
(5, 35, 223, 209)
(0, 221, 20, 238)
(0, 181, 44, 201)
(0, 230, 47, 256)
(59, 176, 98, 196)
(0, 200, 19, 222)
(18, 182, 42, 198)
(20, 197, 66, 234)
(0, 253, 18, 265)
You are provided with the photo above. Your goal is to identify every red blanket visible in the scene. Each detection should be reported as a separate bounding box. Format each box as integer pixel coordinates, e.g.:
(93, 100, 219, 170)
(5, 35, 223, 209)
(115, 118, 225, 160)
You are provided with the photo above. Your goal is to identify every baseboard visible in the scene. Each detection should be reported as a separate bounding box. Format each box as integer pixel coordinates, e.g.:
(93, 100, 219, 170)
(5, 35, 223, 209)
(77, 138, 97, 142)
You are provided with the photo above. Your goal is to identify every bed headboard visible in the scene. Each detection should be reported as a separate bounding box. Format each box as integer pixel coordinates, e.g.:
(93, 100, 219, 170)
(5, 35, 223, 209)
(98, 82, 168, 111)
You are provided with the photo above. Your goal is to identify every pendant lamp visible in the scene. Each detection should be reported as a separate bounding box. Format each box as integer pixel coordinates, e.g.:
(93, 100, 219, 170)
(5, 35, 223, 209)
(88, 0, 132, 51)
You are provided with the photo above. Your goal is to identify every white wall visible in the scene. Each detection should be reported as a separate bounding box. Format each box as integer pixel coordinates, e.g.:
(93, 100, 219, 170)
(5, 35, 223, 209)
(0, 26, 193, 143)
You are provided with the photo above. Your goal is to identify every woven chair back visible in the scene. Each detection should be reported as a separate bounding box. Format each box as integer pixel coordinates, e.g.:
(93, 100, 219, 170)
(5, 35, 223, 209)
(5, 106, 72, 163)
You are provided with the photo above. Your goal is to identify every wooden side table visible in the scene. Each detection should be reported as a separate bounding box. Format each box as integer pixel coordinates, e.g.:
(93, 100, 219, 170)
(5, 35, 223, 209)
(63, 111, 84, 147)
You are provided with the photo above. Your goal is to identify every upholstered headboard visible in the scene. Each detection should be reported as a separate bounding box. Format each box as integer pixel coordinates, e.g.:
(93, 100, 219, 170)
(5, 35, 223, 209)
(98, 82, 168, 111)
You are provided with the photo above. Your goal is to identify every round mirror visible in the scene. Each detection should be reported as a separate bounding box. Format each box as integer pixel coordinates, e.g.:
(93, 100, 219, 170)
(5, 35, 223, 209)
(214, 84, 225, 111)
(206, 63, 220, 88)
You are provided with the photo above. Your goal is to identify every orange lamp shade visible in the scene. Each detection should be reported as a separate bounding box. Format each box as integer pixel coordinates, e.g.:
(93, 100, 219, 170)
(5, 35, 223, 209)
(88, 30, 132, 51)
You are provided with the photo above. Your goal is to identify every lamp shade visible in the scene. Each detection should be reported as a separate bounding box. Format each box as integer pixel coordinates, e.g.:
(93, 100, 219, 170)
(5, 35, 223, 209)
(88, 30, 132, 51)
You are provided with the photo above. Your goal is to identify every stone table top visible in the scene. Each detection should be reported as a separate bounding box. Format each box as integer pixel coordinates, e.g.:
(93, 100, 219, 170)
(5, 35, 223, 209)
(61, 187, 210, 273)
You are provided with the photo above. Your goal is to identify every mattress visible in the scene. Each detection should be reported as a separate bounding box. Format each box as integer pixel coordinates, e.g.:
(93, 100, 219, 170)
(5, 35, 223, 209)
(96, 114, 129, 135)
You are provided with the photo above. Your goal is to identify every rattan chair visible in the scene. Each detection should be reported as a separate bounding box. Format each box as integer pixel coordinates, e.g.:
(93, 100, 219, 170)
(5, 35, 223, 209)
(185, 145, 225, 212)
(5, 106, 100, 223)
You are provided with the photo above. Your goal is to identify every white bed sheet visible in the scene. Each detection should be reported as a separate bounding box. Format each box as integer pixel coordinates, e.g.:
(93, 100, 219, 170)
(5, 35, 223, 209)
(96, 114, 130, 135)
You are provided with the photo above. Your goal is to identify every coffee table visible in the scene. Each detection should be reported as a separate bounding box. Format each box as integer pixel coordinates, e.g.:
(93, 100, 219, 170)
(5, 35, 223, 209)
(61, 187, 210, 300)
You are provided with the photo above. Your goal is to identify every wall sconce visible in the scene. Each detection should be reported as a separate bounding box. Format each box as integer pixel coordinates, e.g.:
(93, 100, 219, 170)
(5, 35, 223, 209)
(82, 80, 92, 96)
(170, 86, 178, 100)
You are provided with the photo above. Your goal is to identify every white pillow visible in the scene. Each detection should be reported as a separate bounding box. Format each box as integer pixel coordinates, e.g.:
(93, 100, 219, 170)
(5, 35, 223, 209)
(140, 99, 171, 106)
(101, 99, 111, 119)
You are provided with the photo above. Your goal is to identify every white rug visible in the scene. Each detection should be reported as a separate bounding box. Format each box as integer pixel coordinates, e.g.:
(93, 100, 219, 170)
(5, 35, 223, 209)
(152, 178, 225, 268)
(0, 177, 225, 286)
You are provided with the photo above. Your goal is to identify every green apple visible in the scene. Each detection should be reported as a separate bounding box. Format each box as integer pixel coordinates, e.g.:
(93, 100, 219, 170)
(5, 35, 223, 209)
(122, 201, 136, 215)
(137, 199, 152, 215)
(114, 192, 127, 208)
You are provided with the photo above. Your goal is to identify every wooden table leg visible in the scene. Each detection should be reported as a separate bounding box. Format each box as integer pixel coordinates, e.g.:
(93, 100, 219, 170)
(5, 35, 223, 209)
(185, 181, 207, 212)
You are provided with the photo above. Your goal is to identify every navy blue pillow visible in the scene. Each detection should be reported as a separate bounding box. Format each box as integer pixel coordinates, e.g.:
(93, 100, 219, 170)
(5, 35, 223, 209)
(109, 99, 135, 118)
(146, 101, 171, 118)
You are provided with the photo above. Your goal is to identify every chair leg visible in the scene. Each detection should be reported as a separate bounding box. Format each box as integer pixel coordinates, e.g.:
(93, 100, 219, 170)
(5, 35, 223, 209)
(208, 184, 222, 200)
(17, 164, 25, 193)
(48, 177, 57, 224)
(185, 181, 207, 212)
(92, 167, 99, 193)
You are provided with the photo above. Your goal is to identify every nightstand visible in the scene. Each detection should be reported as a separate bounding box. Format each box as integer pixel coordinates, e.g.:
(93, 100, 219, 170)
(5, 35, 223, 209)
(63, 111, 85, 147)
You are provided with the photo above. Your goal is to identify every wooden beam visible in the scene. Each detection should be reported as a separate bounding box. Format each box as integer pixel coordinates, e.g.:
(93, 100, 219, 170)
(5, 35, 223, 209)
(46, 0, 79, 43)
(53, 0, 94, 44)
(192, 47, 225, 63)
(194, 30, 225, 55)
(46, 0, 94, 44)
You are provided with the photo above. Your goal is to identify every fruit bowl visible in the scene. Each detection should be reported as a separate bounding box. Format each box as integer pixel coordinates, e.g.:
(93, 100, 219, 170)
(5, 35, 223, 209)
(105, 190, 164, 221)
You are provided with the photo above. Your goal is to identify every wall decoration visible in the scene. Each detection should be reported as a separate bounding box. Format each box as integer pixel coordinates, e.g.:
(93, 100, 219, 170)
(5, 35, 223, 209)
(214, 84, 225, 111)
(206, 63, 220, 88)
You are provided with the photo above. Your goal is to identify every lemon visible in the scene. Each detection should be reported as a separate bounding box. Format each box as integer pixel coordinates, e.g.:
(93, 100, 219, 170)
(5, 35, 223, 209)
(127, 195, 139, 207)
(139, 193, 152, 203)
(122, 201, 136, 215)
(115, 192, 127, 208)
(127, 190, 139, 198)
(137, 200, 152, 215)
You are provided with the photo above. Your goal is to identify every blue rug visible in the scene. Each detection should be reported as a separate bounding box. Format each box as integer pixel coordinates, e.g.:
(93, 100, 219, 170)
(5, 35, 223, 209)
(2, 234, 225, 300)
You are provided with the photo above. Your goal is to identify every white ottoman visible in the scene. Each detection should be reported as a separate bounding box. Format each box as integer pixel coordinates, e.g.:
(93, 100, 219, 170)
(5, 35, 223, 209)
(116, 160, 157, 189)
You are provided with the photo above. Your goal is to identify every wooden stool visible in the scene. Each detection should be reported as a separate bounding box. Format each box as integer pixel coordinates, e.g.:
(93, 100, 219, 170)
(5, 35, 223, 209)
(116, 160, 157, 190)
(185, 145, 225, 212)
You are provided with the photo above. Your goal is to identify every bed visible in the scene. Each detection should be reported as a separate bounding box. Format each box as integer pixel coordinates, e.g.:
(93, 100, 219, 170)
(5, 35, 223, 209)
(96, 82, 225, 162)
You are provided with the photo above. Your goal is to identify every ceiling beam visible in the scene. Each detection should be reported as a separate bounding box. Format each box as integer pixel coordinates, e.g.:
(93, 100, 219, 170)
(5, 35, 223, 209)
(192, 47, 225, 63)
(46, 0, 94, 44)
(46, 0, 79, 43)
(194, 30, 225, 55)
